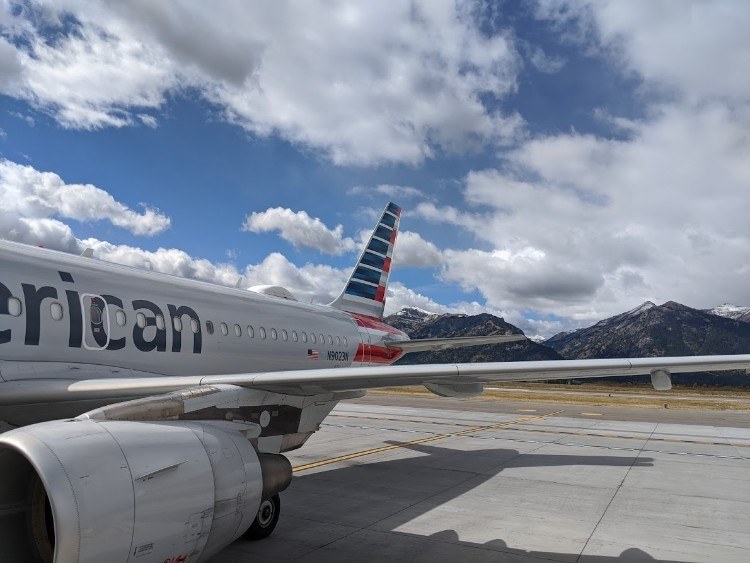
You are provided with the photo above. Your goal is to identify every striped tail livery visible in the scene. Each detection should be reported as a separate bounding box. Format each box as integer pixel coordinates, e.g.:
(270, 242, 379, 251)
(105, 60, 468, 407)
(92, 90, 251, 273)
(329, 201, 401, 320)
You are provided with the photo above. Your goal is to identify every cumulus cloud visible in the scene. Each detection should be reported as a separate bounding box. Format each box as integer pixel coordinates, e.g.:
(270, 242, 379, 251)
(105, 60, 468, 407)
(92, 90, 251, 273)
(376, 2, 750, 334)
(5, 13, 175, 129)
(244, 253, 349, 304)
(81, 239, 243, 287)
(0, 215, 81, 253)
(0, 155, 452, 315)
(0, 0, 523, 165)
(242, 207, 357, 255)
(87, 240, 451, 315)
(86, 242, 448, 313)
(536, 1, 750, 103)
(0, 35, 22, 88)
(415, 103, 750, 326)
(393, 231, 443, 268)
(0, 159, 171, 236)
(384, 282, 454, 317)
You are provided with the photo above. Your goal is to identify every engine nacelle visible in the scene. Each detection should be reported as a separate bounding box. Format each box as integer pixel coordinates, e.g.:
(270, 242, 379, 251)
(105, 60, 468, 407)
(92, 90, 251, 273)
(0, 419, 292, 562)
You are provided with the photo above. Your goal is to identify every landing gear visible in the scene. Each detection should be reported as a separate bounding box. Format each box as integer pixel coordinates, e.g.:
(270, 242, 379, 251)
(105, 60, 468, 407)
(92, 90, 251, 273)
(243, 494, 281, 540)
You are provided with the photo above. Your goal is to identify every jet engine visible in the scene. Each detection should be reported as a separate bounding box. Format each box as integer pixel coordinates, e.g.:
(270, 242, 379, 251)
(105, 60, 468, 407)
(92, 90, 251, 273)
(0, 419, 292, 562)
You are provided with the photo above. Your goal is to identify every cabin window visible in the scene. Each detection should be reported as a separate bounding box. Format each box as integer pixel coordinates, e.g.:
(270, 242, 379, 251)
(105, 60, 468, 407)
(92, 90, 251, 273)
(259, 326, 266, 339)
(136, 312, 147, 329)
(156, 315, 165, 330)
(190, 319, 199, 333)
(206, 321, 214, 335)
(220, 322, 229, 336)
(281, 329, 288, 341)
(336, 336, 341, 346)
(247, 325, 254, 338)
(90, 304, 103, 325)
(292, 330, 298, 342)
(270, 328, 278, 340)
(50, 302, 64, 321)
(115, 310, 127, 327)
(7, 297, 22, 317)
(320, 334, 325, 346)
(234, 324, 242, 337)
(343, 336, 348, 347)
(328, 335, 333, 345)
(310, 333, 316, 344)
(173, 317, 183, 332)
(301, 332, 307, 343)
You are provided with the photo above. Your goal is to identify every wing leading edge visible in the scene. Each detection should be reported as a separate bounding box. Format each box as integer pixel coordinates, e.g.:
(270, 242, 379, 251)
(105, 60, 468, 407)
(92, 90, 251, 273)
(56, 354, 750, 400)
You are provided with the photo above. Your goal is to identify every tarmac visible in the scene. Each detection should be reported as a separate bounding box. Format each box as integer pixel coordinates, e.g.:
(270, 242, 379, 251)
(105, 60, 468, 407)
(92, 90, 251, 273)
(212, 394, 750, 562)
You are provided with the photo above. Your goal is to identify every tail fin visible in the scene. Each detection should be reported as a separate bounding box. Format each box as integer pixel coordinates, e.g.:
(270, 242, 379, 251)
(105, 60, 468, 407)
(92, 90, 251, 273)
(329, 202, 401, 319)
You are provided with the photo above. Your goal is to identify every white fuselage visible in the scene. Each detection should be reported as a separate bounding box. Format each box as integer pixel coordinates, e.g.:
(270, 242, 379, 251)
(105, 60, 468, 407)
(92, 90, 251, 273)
(0, 241, 407, 424)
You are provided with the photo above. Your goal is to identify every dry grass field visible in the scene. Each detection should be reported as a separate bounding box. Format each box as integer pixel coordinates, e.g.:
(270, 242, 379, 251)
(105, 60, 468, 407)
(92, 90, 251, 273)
(372, 381, 750, 411)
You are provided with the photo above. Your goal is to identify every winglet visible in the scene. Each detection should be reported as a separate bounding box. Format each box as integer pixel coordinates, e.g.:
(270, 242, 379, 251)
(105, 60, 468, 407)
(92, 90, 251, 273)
(328, 202, 401, 319)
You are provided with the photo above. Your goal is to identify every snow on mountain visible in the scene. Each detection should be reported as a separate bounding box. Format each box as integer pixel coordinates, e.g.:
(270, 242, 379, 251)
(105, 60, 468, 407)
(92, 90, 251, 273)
(625, 301, 656, 317)
(395, 306, 439, 318)
(706, 304, 750, 322)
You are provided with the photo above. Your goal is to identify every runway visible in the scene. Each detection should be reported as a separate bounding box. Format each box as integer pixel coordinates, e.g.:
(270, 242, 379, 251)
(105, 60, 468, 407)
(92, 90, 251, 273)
(211, 395, 750, 562)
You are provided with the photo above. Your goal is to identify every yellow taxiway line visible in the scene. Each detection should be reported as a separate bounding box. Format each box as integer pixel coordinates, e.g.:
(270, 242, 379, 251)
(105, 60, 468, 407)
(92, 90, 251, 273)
(293, 410, 563, 473)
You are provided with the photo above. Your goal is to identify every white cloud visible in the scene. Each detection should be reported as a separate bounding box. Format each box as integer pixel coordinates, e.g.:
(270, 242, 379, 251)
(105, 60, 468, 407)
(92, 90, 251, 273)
(244, 253, 349, 304)
(242, 207, 357, 255)
(1, 0, 524, 165)
(384, 282, 454, 317)
(413, 201, 486, 232)
(138, 114, 158, 128)
(7, 14, 176, 129)
(0, 159, 171, 236)
(67, 236, 447, 315)
(536, 1, 750, 103)
(526, 43, 565, 73)
(416, 102, 750, 325)
(82, 239, 242, 288)
(393, 231, 443, 268)
(0, 35, 22, 89)
(0, 214, 81, 253)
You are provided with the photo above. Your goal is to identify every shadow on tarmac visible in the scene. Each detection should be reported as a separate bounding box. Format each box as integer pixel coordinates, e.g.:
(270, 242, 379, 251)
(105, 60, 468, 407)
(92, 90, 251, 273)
(213, 442, 680, 562)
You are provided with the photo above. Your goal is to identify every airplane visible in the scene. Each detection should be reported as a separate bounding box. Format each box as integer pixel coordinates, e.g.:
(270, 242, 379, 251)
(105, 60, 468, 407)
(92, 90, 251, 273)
(1, 201, 749, 562)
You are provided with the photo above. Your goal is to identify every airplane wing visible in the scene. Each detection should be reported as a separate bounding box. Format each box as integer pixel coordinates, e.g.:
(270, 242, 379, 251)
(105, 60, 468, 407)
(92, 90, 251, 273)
(60, 354, 750, 401)
(384, 334, 527, 353)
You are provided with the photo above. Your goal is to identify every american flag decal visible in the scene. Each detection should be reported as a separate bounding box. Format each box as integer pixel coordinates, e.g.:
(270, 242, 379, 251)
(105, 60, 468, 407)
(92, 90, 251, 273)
(307, 349, 319, 360)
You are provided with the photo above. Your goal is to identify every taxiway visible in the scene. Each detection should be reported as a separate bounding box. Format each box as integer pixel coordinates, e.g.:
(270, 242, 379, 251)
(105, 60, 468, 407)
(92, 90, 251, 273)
(212, 395, 750, 562)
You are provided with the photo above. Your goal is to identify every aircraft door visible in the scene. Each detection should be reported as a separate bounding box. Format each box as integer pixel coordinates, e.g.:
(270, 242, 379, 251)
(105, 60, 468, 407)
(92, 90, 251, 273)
(81, 294, 110, 350)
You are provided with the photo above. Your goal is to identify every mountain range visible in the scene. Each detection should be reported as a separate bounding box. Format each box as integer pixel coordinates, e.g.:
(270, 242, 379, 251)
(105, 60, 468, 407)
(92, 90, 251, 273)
(385, 309, 562, 365)
(705, 304, 750, 323)
(387, 302, 750, 386)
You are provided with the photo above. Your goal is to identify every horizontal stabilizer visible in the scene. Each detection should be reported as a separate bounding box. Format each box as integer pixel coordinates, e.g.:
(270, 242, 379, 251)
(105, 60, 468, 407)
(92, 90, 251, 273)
(384, 334, 526, 353)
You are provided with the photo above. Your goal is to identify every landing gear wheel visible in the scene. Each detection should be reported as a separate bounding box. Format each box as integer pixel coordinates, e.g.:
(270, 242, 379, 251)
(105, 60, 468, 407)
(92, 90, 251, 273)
(243, 494, 281, 540)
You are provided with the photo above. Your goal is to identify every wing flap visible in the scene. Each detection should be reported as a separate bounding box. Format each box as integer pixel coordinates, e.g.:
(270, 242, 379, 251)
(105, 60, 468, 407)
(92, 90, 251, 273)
(384, 334, 526, 352)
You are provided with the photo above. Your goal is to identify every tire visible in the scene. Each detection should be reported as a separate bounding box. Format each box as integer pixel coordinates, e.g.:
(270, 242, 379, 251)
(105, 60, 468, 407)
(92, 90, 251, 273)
(243, 494, 281, 540)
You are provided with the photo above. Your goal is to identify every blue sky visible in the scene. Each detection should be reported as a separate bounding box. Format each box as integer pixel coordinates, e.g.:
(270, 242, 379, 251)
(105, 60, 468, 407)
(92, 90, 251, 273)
(1, 1, 749, 338)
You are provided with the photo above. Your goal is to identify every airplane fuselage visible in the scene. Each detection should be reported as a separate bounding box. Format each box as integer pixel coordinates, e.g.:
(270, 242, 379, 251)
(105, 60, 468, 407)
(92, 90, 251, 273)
(0, 240, 407, 424)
